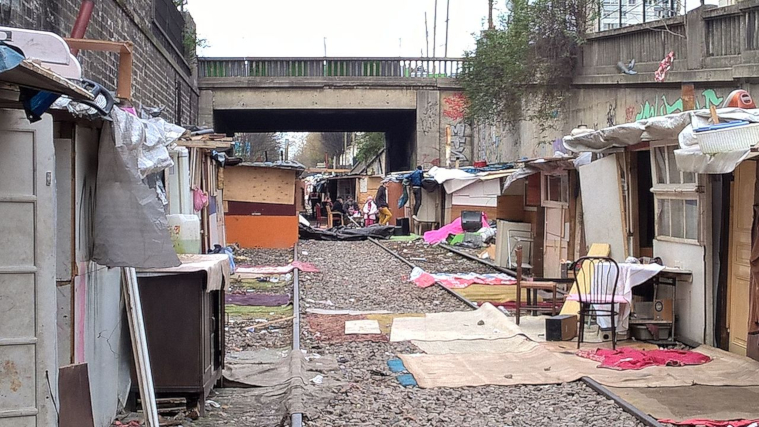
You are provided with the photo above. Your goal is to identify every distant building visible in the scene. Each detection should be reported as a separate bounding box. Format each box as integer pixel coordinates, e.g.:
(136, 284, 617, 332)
(596, 0, 683, 31)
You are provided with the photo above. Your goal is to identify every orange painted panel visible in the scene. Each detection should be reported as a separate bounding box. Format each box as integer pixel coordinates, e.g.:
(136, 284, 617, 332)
(225, 215, 298, 249)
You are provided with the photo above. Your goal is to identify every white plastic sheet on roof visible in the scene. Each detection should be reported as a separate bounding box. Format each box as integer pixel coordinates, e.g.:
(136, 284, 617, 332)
(562, 108, 759, 174)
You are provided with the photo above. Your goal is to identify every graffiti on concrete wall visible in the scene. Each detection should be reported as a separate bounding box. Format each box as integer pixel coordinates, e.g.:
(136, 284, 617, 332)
(475, 124, 504, 164)
(450, 122, 470, 162)
(634, 89, 724, 121)
(606, 101, 617, 127)
(441, 92, 472, 163)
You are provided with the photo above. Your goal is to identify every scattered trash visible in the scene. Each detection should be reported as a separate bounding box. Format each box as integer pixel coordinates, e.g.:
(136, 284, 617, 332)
(477, 320, 485, 326)
(311, 374, 324, 384)
(206, 400, 221, 408)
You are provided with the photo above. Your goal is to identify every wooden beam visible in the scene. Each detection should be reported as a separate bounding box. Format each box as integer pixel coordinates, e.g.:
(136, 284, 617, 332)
(176, 140, 234, 150)
(64, 38, 133, 100)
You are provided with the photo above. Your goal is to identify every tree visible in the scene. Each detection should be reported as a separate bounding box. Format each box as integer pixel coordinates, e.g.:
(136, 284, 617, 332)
(291, 133, 351, 167)
(354, 132, 385, 164)
(233, 133, 281, 162)
(460, 0, 593, 130)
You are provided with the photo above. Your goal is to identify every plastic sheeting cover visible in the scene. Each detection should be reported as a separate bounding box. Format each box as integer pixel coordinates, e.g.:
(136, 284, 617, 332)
(92, 107, 181, 268)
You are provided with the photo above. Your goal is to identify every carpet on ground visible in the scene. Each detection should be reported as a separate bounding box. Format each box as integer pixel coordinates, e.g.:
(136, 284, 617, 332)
(455, 285, 543, 304)
(609, 385, 759, 424)
(411, 337, 539, 354)
(306, 314, 387, 343)
(398, 345, 759, 389)
(226, 292, 290, 307)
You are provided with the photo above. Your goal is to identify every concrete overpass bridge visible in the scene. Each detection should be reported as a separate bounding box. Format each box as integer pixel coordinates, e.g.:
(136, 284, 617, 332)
(197, 57, 466, 172)
(198, 3, 759, 169)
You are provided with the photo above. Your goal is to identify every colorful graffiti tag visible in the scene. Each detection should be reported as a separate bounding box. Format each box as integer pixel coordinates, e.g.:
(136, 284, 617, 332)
(634, 89, 724, 121)
(443, 92, 467, 121)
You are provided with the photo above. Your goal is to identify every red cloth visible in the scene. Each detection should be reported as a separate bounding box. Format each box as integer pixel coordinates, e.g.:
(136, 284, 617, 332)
(659, 418, 759, 427)
(576, 347, 711, 370)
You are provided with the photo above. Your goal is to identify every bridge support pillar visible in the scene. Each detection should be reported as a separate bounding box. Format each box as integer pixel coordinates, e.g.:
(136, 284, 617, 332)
(416, 90, 441, 169)
(199, 89, 214, 129)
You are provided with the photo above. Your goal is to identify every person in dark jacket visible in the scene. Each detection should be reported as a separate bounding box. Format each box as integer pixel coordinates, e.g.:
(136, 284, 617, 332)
(406, 165, 424, 220)
(375, 178, 393, 225)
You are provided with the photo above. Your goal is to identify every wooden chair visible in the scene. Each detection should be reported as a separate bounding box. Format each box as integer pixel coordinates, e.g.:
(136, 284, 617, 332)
(515, 246, 560, 325)
(566, 256, 622, 349)
(314, 203, 324, 228)
(326, 205, 344, 228)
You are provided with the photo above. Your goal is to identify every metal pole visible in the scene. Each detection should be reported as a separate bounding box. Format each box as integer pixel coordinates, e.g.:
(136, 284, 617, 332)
(619, 0, 623, 28)
(643, 0, 646, 23)
(433, 0, 438, 58)
(290, 243, 303, 427)
(488, 0, 494, 30)
(444, 0, 450, 57)
(425, 12, 430, 57)
(439, 244, 517, 277)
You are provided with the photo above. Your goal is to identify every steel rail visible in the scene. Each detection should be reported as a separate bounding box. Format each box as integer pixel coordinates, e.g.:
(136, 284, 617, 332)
(368, 237, 478, 310)
(438, 243, 517, 277)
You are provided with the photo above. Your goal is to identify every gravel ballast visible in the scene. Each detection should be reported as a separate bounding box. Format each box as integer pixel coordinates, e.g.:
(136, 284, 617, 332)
(298, 240, 471, 313)
(298, 240, 646, 427)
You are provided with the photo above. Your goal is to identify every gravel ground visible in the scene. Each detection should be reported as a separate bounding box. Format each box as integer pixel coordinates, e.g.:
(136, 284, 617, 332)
(298, 240, 471, 313)
(297, 240, 645, 427)
(383, 240, 500, 274)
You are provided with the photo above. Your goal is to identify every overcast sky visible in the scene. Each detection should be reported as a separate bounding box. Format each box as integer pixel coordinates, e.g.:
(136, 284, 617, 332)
(185, 0, 495, 58)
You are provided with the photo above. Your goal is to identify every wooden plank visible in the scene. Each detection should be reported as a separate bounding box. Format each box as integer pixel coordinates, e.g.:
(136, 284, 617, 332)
(223, 166, 296, 204)
(176, 140, 233, 150)
(59, 363, 95, 427)
(560, 243, 611, 316)
(64, 38, 131, 53)
(225, 215, 298, 249)
(579, 154, 627, 260)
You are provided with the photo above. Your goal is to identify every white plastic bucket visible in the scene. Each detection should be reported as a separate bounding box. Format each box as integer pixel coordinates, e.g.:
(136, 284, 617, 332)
(167, 214, 201, 254)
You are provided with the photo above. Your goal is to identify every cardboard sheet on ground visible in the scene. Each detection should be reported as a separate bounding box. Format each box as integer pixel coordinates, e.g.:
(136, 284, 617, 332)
(345, 320, 381, 334)
(390, 303, 523, 342)
(412, 337, 539, 354)
(399, 345, 759, 389)
(223, 350, 339, 417)
(608, 385, 759, 422)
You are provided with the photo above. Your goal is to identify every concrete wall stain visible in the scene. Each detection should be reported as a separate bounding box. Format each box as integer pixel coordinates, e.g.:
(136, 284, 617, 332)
(2, 360, 22, 392)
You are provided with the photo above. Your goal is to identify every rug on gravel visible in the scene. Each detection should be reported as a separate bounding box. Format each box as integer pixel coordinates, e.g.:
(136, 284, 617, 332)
(576, 348, 712, 370)
(226, 293, 291, 307)
(658, 419, 759, 427)
(455, 285, 542, 304)
(345, 320, 381, 334)
(399, 345, 759, 389)
(235, 261, 320, 276)
(409, 268, 517, 289)
(306, 314, 388, 343)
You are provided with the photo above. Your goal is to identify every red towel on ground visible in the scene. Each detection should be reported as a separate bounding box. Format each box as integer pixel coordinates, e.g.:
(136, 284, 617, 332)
(576, 347, 712, 370)
(659, 418, 759, 427)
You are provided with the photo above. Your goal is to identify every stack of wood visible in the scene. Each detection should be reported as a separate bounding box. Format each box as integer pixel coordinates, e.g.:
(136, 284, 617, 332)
(176, 133, 234, 150)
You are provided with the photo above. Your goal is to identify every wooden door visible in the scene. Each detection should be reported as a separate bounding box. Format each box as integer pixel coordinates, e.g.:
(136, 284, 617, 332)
(544, 207, 568, 278)
(0, 110, 57, 426)
(728, 160, 756, 355)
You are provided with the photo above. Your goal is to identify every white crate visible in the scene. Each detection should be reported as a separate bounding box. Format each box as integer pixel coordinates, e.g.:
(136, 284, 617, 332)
(696, 123, 759, 154)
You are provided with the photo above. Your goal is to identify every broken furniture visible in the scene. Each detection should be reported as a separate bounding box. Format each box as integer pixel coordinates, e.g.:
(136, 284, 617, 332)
(514, 246, 560, 324)
(568, 256, 623, 349)
(629, 267, 691, 345)
(132, 254, 230, 414)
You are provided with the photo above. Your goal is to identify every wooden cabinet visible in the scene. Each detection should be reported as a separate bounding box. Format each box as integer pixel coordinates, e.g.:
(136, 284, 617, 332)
(131, 271, 224, 412)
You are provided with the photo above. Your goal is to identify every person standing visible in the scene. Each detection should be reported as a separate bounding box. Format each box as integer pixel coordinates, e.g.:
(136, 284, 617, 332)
(375, 178, 393, 226)
(406, 165, 424, 220)
(363, 196, 378, 226)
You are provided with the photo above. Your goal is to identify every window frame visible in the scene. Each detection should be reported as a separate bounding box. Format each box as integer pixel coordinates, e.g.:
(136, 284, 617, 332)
(649, 141, 704, 245)
(541, 172, 569, 208)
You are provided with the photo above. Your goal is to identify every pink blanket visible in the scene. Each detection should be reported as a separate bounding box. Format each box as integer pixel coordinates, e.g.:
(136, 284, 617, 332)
(423, 215, 491, 244)
(577, 347, 712, 370)
(659, 419, 759, 427)
(411, 271, 516, 289)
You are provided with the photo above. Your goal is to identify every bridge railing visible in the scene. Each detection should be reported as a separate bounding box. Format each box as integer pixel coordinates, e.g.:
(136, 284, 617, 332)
(580, 1, 759, 76)
(198, 57, 464, 78)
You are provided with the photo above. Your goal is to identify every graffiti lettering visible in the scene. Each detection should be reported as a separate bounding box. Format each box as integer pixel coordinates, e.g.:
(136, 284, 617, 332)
(443, 93, 467, 121)
(450, 122, 470, 161)
(634, 89, 724, 121)
(606, 102, 617, 127)
(625, 106, 636, 123)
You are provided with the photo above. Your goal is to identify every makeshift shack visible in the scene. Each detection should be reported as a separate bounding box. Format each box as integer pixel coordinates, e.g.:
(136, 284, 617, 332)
(561, 107, 759, 358)
(223, 161, 305, 248)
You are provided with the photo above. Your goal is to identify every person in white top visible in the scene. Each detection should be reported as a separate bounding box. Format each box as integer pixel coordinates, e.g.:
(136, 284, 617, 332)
(362, 196, 378, 226)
